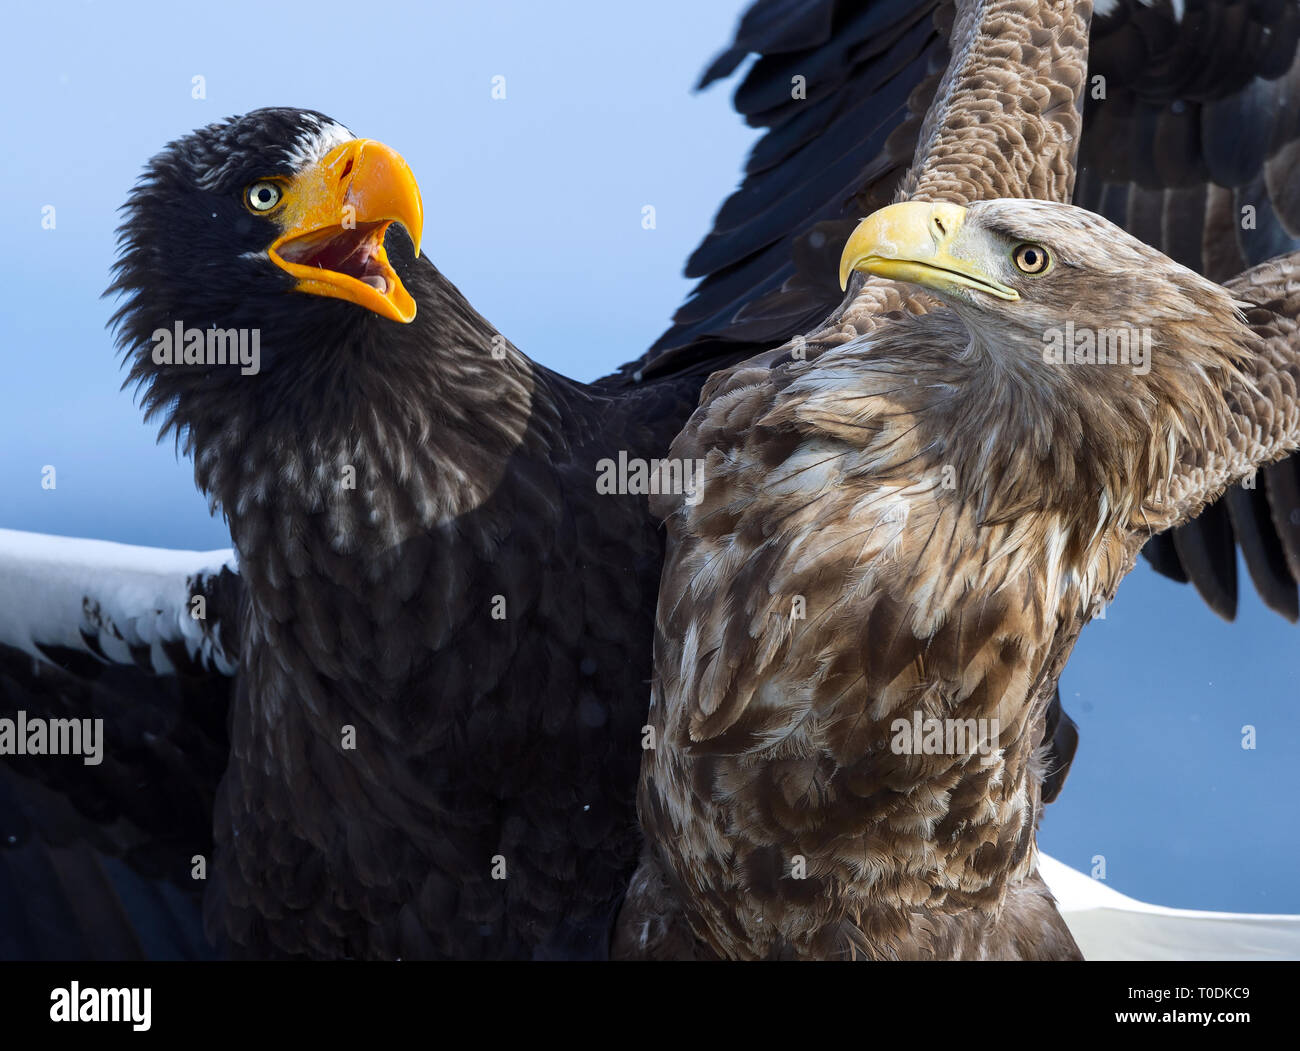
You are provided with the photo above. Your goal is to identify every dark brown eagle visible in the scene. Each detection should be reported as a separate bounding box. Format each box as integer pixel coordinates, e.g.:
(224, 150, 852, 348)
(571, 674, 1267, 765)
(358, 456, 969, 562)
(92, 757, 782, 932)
(1, 0, 1298, 961)
(2, 108, 716, 960)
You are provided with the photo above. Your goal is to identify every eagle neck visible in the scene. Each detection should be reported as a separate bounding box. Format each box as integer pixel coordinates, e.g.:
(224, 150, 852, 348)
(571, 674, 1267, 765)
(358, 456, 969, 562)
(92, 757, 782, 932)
(187, 270, 571, 711)
(899, 319, 1135, 562)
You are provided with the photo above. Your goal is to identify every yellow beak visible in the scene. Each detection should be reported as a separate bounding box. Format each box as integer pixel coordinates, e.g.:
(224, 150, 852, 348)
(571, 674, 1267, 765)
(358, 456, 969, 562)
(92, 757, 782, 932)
(268, 139, 424, 323)
(838, 201, 1019, 301)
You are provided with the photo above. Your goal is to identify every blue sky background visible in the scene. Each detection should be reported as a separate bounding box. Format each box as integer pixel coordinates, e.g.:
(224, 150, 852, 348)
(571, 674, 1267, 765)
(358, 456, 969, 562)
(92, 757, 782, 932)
(0, 0, 1295, 914)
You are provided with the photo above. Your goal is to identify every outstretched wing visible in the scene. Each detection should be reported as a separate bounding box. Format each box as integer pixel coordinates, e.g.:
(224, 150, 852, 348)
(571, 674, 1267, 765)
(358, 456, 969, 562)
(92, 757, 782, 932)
(0, 528, 239, 931)
(0, 528, 238, 678)
(0, 765, 216, 960)
(1074, 0, 1300, 620)
(620, 0, 1093, 379)
(612, 0, 954, 382)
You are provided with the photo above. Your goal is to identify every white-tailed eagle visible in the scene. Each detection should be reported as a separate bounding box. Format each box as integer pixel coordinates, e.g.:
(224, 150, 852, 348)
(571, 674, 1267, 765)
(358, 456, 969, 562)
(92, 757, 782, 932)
(619, 198, 1300, 959)
(612, 0, 1300, 960)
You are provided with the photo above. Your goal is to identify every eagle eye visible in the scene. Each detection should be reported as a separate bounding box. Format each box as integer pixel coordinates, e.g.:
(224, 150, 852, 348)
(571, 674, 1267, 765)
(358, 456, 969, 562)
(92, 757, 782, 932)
(245, 181, 284, 214)
(1012, 243, 1051, 275)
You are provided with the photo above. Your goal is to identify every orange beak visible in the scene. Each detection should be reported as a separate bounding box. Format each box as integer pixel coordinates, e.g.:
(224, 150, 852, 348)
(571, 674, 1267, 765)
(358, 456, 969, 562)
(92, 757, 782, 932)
(267, 139, 424, 323)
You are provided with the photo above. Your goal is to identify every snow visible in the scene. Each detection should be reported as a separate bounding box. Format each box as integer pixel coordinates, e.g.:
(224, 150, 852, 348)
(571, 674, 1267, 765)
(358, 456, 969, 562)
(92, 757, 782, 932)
(1040, 853, 1300, 960)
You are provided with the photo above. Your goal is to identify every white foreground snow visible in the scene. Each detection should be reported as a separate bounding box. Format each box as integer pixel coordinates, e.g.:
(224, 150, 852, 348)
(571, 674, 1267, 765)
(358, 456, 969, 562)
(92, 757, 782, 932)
(1040, 853, 1300, 960)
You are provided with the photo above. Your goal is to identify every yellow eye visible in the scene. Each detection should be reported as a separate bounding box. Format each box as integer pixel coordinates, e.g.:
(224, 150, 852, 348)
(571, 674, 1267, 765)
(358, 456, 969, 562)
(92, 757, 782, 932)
(1012, 243, 1051, 275)
(245, 181, 283, 213)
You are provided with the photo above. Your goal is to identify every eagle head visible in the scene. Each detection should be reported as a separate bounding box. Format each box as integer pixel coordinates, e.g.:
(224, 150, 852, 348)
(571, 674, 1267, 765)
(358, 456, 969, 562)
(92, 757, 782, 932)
(837, 198, 1259, 529)
(838, 199, 1254, 384)
(107, 107, 425, 440)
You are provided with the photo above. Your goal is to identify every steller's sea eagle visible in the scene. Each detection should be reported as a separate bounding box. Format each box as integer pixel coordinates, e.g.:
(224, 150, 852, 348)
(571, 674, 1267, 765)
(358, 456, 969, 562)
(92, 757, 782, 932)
(2, 0, 1298, 960)
(617, 199, 1300, 960)
(5, 109, 709, 960)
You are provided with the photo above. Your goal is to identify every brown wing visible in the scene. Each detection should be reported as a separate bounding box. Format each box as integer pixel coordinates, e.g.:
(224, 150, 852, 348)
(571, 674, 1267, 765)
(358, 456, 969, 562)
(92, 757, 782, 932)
(1150, 251, 1300, 539)
(1073, 0, 1300, 621)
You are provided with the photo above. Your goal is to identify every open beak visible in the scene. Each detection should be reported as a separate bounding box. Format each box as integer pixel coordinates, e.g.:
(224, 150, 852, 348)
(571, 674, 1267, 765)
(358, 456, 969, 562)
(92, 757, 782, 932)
(268, 139, 424, 323)
(838, 201, 1019, 301)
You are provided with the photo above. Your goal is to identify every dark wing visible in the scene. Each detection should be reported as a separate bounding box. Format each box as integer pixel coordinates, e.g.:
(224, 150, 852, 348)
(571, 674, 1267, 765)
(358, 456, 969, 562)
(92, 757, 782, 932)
(0, 767, 215, 960)
(1040, 686, 1079, 805)
(0, 528, 239, 958)
(1074, 0, 1300, 622)
(613, 0, 1095, 384)
(610, 0, 953, 383)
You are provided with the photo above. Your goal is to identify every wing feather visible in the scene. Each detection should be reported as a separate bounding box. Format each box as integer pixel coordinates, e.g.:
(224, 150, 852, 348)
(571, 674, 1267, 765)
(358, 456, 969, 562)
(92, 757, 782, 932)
(0, 529, 240, 898)
(0, 528, 238, 677)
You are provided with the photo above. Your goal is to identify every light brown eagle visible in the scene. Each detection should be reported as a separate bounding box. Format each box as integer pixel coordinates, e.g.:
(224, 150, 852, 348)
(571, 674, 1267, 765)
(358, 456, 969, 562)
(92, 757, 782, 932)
(617, 197, 1300, 961)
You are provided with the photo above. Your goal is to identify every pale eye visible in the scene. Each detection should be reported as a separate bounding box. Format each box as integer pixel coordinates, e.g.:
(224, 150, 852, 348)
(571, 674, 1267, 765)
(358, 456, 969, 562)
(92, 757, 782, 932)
(246, 181, 282, 212)
(1012, 242, 1051, 275)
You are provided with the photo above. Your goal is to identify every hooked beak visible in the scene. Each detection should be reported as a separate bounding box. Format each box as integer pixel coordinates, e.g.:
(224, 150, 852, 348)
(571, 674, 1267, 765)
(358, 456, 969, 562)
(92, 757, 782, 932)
(268, 139, 424, 323)
(838, 201, 1019, 302)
